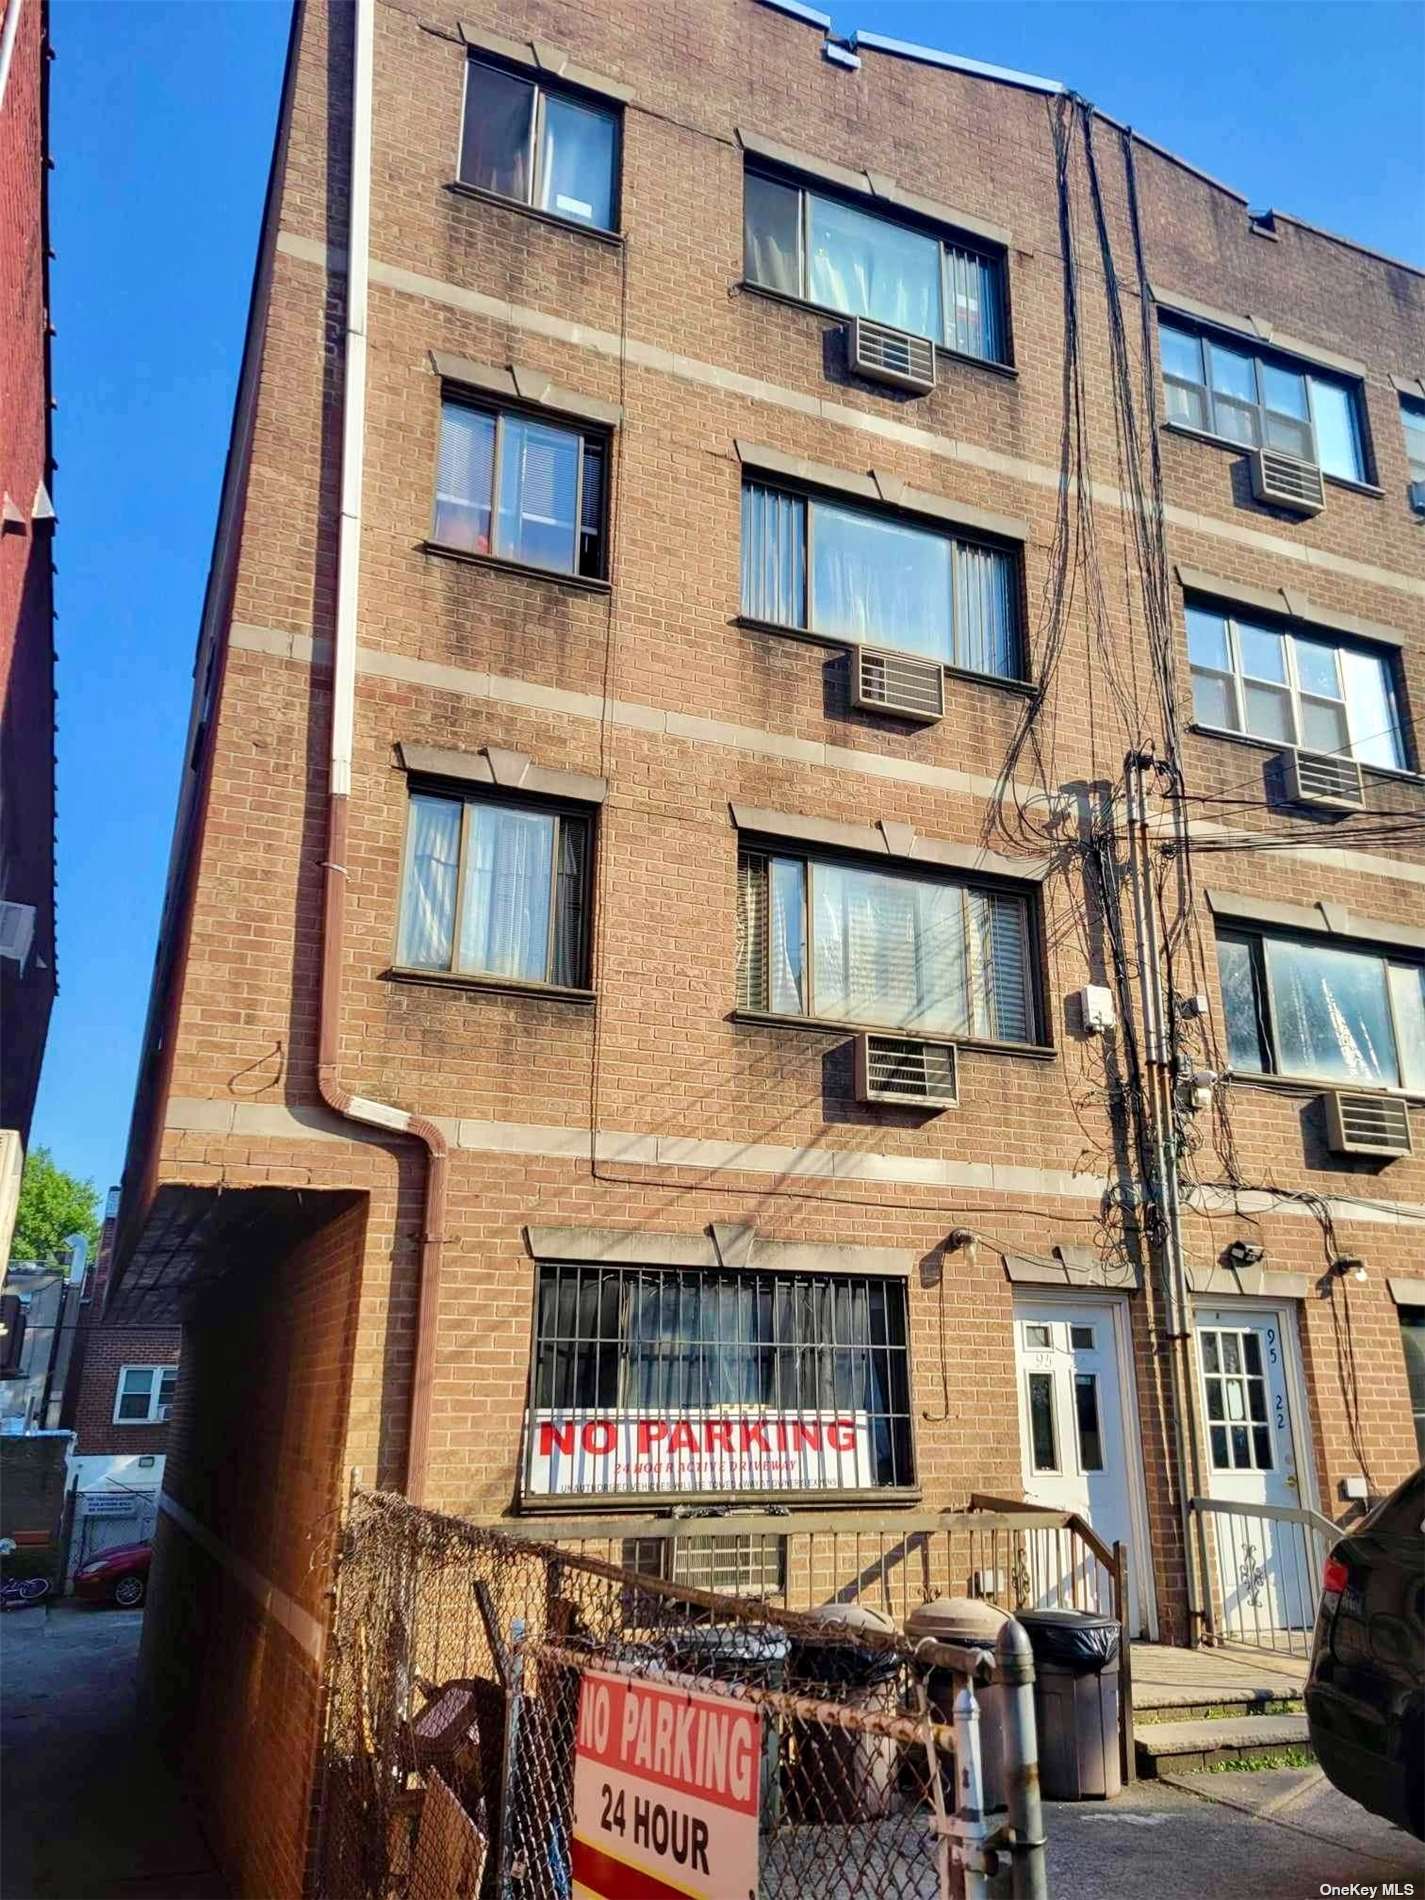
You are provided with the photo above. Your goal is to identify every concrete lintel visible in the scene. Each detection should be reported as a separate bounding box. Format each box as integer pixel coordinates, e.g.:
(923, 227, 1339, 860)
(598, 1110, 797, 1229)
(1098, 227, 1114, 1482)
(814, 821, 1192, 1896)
(524, 1223, 912, 1277)
(430, 349, 623, 428)
(457, 24, 633, 102)
(1387, 1276, 1425, 1307)
(397, 740, 607, 805)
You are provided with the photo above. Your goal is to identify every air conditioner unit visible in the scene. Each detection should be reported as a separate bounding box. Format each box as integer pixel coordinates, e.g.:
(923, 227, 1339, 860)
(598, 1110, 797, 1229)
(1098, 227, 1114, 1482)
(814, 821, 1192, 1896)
(854, 1032, 958, 1108)
(1249, 447, 1325, 514)
(0, 901, 35, 968)
(1409, 479, 1425, 516)
(851, 646, 945, 722)
(1323, 1091, 1413, 1160)
(847, 317, 937, 394)
(1281, 748, 1365, 811)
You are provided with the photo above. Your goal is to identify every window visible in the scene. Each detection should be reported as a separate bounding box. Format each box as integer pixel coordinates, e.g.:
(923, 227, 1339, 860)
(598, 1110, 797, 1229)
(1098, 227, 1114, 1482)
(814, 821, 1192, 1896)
(744, 169, 1008, 365)
(114, 1365, 177, 1425)
(434, 399, 608, 579)
(527, 1263, 914, 1495)
(1217, 929, 1425, 1092)
(1073, 1374, 1104, 1471)
(1069, 1324, 1096, 1350)
(741, 482, 1021, 682)
(397, 791, 590, 988)
(1199, 1329, 1273, 1471)
(459, 57, 619, 232)
(1400, 1308, 1425, 1464)
(1025, 1324, 1052, 1351)
(624, 1533, 786, 1599)
(1159, 319, 1367, 483)
(1027, 1371, 1058, 1471)
(737, 849, 1037, 1044)
(1401, 397, 1425, 506)
(1186, 602, 1405, 770)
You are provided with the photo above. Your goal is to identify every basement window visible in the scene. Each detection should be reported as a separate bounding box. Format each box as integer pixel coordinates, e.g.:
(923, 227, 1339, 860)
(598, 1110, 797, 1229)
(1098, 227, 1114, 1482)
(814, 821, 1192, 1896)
(396, 790, 590, 989)
(459, 56, 619, 232)
(524, 1262, 914, 1498)
(114, 1365, 177, 1425)
(1216, 928, 1425, 1091)
(741, 480, 1022, 682)
(434, 398, 608, 579)
(737, 847, 1037, 1044)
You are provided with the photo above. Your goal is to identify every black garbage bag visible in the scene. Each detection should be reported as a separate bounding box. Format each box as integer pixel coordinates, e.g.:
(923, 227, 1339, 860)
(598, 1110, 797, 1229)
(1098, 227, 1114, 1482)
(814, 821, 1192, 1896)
(1014, 1609, 1121, 1676)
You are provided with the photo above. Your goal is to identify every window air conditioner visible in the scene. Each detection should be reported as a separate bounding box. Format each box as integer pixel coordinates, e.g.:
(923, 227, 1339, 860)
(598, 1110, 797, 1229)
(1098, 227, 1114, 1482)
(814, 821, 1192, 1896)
(847, 317, 937, 394)
(851, 646, 945, 722)
(1281, 749, 1365, 812)
(854, 1032, 959, 1108)
(0, 901, 35, 968)
(1323, 1091, 1413, 1160)
(1249, 448, 1325, 514)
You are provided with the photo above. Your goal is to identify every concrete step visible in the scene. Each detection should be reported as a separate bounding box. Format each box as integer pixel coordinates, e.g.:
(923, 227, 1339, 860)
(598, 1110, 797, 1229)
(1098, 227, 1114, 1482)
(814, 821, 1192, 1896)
(1135, 1693, 1304, 1726)
(1135, 1713, 1313, 1777)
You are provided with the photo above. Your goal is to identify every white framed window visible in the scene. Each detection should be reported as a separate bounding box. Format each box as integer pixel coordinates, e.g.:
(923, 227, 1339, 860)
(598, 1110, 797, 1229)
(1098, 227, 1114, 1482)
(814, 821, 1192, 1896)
(1186, 601, 1406, 771)
(1217, 929, 1425, 1093)
(1159, 318, 1367, 483)
(744, 167, 1009, 365)
(114, 1364, 177, 1426)
(1199, 1328, 1273, 1471)
(458, 56, 620, 233)
(737, 847, 1038, 1045)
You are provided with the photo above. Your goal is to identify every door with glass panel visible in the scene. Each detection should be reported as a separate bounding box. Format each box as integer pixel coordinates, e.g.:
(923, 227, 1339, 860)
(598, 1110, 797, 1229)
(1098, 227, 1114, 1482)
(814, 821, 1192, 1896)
(1195, 1308, 1312, 1633)
(1013, 1300, 1146, 1633)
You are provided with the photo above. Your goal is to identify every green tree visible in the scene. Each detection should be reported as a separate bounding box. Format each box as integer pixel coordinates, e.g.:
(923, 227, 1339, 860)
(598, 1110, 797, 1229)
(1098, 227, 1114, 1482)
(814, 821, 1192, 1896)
(8, 1148, 101, 1270)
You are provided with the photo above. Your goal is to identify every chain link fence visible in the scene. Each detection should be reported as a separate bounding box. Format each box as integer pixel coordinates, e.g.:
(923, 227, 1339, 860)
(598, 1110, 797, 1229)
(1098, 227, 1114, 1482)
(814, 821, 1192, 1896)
(313, 1489, 1048, 1900)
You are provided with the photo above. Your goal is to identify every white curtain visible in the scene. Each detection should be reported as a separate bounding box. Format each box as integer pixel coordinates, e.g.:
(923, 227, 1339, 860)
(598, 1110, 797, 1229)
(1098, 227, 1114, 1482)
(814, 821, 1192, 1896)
(536, 93, 616, 229)
(741, 485, 806, 626)
(459, 805, 555, 981)
(807, 194, 941, 340)
(811, 502, 953, 657)
(811, 863, 967, 1033)
(944, 244, 1004, 362)
(954, 542, 1017, 679)
(1265, 940, 1394, 1085)
(398, 795, 462, 968)
(767, 856, 806, 1013)
(969, 891, 1031, 1042)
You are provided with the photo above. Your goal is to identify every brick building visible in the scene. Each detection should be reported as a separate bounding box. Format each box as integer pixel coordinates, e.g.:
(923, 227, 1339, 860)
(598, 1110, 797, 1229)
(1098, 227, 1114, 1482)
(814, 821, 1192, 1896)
(0, 0, 58, 1164)
(104, 0, 1424, 1889)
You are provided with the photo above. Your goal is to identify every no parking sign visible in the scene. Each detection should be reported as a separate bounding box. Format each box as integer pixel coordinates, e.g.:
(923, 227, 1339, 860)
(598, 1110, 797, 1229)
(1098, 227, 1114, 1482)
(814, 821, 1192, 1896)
(571, 1668, 760, 1900)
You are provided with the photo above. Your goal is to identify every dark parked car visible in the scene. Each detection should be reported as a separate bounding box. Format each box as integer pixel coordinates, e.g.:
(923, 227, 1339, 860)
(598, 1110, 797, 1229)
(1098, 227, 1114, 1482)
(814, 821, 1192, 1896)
(72, 1542, 151, 1609)
(1306, 1467, 1424, 1840)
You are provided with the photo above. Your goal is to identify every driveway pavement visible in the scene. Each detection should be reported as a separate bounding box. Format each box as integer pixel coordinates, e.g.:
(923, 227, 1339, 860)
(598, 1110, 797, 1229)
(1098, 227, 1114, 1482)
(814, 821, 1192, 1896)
(1, 1599, 225, 1898)
(1045, 1768, 1425, 1900)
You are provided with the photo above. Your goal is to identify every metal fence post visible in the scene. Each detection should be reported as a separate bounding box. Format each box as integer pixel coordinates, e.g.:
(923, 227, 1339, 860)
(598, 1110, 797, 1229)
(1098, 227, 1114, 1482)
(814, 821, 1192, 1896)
(995, 1619, 1048, 1900)
(952, 1685, 990, 1900)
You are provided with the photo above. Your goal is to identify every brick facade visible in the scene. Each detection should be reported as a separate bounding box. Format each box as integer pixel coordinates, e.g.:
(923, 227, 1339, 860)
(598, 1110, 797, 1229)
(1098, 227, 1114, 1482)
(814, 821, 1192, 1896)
(0, 0, 57, 1144)
(111, 1, 1424, 1889)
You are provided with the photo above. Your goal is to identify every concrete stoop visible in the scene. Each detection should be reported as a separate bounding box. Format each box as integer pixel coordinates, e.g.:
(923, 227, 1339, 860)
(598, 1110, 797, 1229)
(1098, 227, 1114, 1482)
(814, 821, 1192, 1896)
(1135, 1708, 1313, 1778)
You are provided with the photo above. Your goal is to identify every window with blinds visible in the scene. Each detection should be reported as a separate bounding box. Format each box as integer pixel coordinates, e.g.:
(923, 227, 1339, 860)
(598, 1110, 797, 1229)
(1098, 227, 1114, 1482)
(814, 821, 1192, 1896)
(740, 482, 1022, 684)
(433, 397, 608, 579)
(737, 848, 1037, 1044)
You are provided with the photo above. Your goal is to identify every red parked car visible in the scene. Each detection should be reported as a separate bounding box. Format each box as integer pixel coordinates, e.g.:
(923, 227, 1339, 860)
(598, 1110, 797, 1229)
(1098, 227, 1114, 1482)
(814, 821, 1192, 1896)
(72, 1542, 150, 1609)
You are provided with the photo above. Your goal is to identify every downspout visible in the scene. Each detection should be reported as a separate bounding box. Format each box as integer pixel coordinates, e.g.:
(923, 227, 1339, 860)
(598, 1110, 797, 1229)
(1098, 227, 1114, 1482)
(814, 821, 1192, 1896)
(320, 0, 446, 1505)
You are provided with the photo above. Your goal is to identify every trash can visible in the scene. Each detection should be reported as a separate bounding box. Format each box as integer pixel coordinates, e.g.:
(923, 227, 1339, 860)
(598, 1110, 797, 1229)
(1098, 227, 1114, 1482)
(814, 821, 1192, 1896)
(665, 1624, 789, 1825)
(786, 1602, 902, 1820)
(904, 1596, 1010, 1815)
(1015, 1608, 1122, 1800)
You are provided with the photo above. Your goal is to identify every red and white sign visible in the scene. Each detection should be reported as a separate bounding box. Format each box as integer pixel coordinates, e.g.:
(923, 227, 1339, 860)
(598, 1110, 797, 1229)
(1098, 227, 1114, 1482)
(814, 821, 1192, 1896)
(524, 1409, 874, 1497)
(571, 1669, 760, 1900)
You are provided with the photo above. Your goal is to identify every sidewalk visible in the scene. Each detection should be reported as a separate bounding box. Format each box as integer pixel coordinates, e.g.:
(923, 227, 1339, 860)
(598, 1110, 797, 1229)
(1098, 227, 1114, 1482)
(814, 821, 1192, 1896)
(1, 1599, 225, 1899)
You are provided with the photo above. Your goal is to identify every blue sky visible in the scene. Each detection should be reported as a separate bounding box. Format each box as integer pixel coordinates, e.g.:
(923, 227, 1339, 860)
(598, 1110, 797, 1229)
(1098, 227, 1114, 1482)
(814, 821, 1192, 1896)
(32, 0, 1425, 1194)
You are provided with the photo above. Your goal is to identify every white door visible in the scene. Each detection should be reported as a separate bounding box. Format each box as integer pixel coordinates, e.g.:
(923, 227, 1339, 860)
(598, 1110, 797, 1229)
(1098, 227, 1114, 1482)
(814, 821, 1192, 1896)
(1013, 1299, 1148, 1634)
(1195, 1307, 1313, 1632)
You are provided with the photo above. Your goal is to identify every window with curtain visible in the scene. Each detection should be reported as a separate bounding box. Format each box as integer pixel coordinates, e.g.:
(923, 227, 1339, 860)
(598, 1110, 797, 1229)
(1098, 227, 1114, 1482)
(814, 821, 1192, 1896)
(1158, 318, 1367, 482)
(114, 1364, 177, 1424)
(396, 790, 590, 988)
(530, 1262, 914, 1492)
(459, 58, 619, 231)
(1401, 397, 1425, 502)
(738, 848, 1036, 1044)
(740, 482, 1022, 682)
(1398, 1308, 1425, 1462)
(1185, 602, 1406, 770)
(433, 399, 607, 578)
(1216, 930, 1425, 1091)
(743, 168, 1009, 365)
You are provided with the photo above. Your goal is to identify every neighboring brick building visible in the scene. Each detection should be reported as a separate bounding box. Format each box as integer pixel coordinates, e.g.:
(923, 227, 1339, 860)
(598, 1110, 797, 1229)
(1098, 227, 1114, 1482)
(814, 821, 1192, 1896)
(105, 0, 1424, 1889)
(0, 0, 57, 1157)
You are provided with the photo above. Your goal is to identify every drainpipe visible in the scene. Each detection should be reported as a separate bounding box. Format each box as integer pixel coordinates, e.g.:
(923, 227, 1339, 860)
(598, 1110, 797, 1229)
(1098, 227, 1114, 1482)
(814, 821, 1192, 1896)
(319, 0, 447, 1505)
